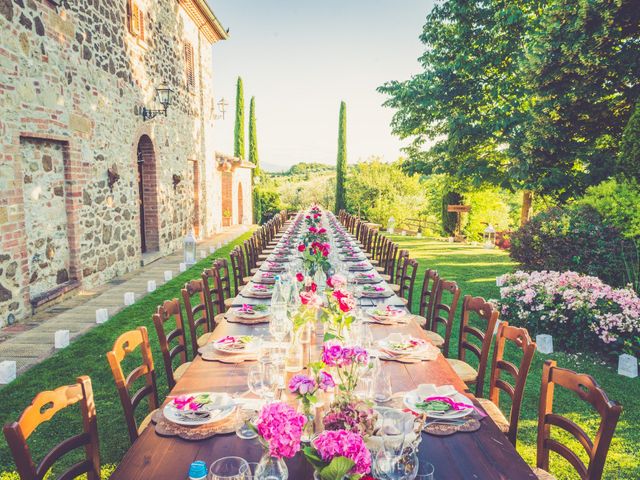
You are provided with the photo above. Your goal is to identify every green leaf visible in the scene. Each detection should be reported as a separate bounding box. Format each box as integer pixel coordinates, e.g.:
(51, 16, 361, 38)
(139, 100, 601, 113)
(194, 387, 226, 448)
(303, 446, 327, 470)
(323, 332, 338, 342)
(320, 456, 355, 480)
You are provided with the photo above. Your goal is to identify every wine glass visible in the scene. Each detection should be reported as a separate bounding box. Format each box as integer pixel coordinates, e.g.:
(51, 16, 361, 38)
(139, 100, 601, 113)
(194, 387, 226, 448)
(247, 364, 277, 403)
(373, 370, 393, 403)
(209, 456, 250, 480)
(269, 313, 291, 343)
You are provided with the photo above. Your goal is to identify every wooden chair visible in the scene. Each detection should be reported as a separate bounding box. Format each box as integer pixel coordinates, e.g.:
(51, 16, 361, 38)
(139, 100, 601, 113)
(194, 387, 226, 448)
(152, 299, 191, 389)
(426, 278, 460, 354)
(107, 327, 159, 443)
(3, 376, 100, 480)
(446, 295, 498, 397)
(418, 269, 439, 321)
(230, 246, 251, 292)
(397, 258, 418, 309)
(202, 267, 226, 323)
(476, 323, 536, 446)
(182, 279, 215, 356)
(533, 360, 622, 480)
(213, 258, 234, 309)
(388, 249, 409, 293)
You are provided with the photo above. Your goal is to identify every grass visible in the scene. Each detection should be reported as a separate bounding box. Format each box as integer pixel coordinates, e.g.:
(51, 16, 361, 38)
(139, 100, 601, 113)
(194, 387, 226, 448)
(391, 236, 639, 480)
(0, 229, 256, 478)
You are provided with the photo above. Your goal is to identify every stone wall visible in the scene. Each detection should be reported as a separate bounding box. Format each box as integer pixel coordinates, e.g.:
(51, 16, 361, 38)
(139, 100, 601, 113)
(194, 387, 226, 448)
(0, 0, 229, 326)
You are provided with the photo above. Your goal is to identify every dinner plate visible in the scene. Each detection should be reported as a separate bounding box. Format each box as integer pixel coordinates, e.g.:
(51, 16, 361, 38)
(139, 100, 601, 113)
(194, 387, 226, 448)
(234, 307, 270, 320)
(163, 392, 235, 426)
(378, 334, 429, 355)
(403, 390, 473, 420)
(361, 288, 393, 298)
(212, 335, 257, 354)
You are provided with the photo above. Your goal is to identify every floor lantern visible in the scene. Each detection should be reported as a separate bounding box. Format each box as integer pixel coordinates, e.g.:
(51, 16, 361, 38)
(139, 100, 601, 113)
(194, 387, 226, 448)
(184, 229, 196, 266)
(483, 224, 496, 249)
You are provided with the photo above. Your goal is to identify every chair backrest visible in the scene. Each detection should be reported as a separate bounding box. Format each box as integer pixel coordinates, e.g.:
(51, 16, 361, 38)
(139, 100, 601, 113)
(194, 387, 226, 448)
(394, 249, 410, 285)
(3, 376, 100, 480)
(107, 327, 158, 444)
(458, 295, 499, 397)
(182, 279, 211, 358)
(431, 279, 461, 357)
(366, 230, 377, 254)
(243, 239, 256, 270)
(399, 258, 418, 310)
(384, 242, 399, 276)
(419, 269, 439, 320)
(230, 246, 247, 294)
(488, 322, 536, 446)
(213, 258, 232, 301)
(153, 299, 189, 389)
(202, 267, 225, 319)
(537, 360, 622, 480)
(375, 235, 386, 263)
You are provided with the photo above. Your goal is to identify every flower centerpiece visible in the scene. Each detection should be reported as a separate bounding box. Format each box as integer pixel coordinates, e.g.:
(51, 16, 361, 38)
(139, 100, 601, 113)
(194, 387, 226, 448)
(252, 402, 306, 479)
(303, 429, 372, 480)
(299, 241, 331, 276)
(288, 365, 336, 440)
(322, 342, 369, 394)
(323, 397, 377, 437)
(322, 275, 356, 340)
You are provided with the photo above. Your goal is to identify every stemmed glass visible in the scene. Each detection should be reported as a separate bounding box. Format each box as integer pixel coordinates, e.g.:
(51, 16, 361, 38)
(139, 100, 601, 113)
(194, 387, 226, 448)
(209, 456, 250, 480)
(269, 312, 291, 343)
(247, 364, 277, 403)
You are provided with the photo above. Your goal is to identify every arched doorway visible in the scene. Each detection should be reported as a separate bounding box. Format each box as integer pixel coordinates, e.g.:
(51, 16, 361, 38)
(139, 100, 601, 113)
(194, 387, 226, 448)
(238, 183, 244, 225)
(136, 135, 159, 253)
(221, 172, 233, 227)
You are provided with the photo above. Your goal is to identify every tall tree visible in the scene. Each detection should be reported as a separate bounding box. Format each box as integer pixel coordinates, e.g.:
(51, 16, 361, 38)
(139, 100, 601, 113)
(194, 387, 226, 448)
(248, 96, 262, 223)
(618, 101, 640, 182)
(248, 96, 260, 176)
(335, 101, 347, 213)
(234, 77, 245, 159)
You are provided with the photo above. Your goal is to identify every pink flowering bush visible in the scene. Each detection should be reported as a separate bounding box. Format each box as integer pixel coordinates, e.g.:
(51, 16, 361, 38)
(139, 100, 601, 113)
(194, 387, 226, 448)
(304, 429, 372, 479)
(255, 402, 306, 459)
(497, 270, 640, 356)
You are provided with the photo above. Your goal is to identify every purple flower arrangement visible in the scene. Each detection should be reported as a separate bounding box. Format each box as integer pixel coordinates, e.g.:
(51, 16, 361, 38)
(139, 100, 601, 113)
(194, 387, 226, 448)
(255, 402, 306, 459)
(323, 398, 377, 437)
(322, 342, 369, 394)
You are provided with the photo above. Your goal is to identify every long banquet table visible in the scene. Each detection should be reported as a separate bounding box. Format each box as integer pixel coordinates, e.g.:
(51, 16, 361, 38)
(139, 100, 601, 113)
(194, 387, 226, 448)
(111, 214, 536, 480)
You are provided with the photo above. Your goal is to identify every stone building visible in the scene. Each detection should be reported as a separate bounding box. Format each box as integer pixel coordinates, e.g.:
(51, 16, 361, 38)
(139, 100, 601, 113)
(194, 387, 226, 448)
(0, 0, 253, 327)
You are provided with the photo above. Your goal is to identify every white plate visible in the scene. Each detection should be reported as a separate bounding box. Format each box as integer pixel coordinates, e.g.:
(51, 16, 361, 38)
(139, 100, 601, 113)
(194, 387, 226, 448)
(163, 392, 235, 426)
(378, 334, 429, 355)
(234, 308, 270, 320)
(403, 390, 473, 419)
(213, 336, 258, 354)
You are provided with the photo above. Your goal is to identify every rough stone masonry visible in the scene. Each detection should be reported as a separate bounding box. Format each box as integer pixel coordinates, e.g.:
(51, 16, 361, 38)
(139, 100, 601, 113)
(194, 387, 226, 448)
(0, 0, 253, 326)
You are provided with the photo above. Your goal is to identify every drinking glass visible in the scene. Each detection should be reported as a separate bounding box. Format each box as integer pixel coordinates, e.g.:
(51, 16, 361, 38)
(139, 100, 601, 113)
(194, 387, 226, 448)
(373, 370, 393, 403)
(247, 364, 277, 403)
(416, 462, 435, 480)
(269, 313, 291, 343)
(238, 462, 259, 480)
(208, 456, 250, 480)
(234, 407, 258, 440)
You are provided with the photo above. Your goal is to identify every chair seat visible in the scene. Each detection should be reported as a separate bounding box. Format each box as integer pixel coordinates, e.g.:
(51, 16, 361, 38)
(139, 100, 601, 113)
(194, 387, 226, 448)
(375, 266, 385, 273)
(214, 313, 226, 325)
(256, 260, 264, 267)
(224, 297, 233, 308)
(364, 253, 373, 259)
(446, 358, 478, 383)
(369, 259, 378, 265)
(380, 274, 391, 282)
(423, 330, 444, 348)
(477, 398, 509, 433)
(397, 297, 408, 306)
(250, 267, 260, 274)
(388, 283, 401, 293)
(137, 408, 158, 435)
(412, 315, 427, 328)
(258, 254, 269, 260)
(197, 332, 216, 348)
(532, 467, 556, 480)
(174, 361, 191, 381)
(242, 276, 252, 285)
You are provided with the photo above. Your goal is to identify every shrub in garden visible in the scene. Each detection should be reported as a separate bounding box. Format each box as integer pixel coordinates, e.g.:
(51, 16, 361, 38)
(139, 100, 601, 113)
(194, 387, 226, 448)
(496, 270, 640, 357)
(509, 205, 627, 288)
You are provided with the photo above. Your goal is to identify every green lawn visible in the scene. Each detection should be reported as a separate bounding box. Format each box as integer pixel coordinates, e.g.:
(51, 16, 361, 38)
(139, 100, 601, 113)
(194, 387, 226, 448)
(392, 236, 639, 480)
(0, 229, 256, 479)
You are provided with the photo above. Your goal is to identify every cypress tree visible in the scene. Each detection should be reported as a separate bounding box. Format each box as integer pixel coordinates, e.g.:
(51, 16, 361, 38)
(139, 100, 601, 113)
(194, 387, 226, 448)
(234, 77, 245, 159)
(335, 101, 347, 213)
(248, 97, 260, 176)
(617, 101, 640, 182)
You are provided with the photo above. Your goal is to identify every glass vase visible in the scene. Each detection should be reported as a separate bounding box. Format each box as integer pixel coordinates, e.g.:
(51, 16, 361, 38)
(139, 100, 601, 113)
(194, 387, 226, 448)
(299, 402, 316, 442)
(255, 450, 288, 480)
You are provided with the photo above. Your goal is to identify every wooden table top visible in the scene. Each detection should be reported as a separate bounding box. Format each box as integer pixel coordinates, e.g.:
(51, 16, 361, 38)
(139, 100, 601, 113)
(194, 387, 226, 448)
(111, 225, 536, 480)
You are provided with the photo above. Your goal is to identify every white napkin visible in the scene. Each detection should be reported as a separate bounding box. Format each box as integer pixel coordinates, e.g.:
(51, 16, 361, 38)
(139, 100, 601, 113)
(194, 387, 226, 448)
(415, 384, 457, 398)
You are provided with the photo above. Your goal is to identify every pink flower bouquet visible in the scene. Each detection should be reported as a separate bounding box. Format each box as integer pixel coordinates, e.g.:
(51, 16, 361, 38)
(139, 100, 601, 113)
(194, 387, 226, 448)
(303, 429, 372, 479)
(254, 402, 306, 459)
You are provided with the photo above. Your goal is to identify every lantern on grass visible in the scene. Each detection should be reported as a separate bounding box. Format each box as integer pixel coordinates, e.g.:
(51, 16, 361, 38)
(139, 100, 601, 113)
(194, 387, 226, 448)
(387, 216, 396, 234)
(184, 229, 197, 265)
(483, 224, 496, 249)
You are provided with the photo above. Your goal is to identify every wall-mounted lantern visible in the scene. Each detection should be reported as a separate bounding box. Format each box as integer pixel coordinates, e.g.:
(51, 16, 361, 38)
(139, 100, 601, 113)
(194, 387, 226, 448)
(172, 173, 182, 190)
(142, 85, 174, 121)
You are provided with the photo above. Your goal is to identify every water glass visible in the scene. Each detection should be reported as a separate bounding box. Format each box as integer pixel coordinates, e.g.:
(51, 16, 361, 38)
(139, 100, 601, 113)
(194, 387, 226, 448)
(416, 462, 435, 480)
(285, 342, 303, 372)
(238, 462, 259, 480)
(247, 364, 277, 402)
(373, 370, 393, 403)
(234, 407, 258, 440)
(209, 456, 250, 480)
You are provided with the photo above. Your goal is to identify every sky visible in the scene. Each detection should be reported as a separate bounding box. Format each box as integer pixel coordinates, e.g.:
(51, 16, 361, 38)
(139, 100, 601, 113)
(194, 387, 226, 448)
(206, 0, 434, 171)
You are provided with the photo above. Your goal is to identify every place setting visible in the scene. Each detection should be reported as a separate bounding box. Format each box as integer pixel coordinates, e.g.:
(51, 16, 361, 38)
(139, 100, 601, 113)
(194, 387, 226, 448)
(372, 333, 440, 363)
(241, 283, 274, 299)
(364, 306, 412, 325)
(199, 334, 260, 363)
(226, 304, 272, 325)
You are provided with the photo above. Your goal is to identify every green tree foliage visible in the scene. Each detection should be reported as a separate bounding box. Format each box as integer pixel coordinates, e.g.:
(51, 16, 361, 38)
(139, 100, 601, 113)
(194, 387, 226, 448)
(441, 191, 463, 236)
(379, 0, 640, 201)
(248, 96, 260, 176)
(618, 102, 640, 182)
(284, 163, 335, 176)
(335, 101, 347, 213)
(579, 178, 640, 239)
(234, 77, 245, 159)
(345, 159, 427, 229)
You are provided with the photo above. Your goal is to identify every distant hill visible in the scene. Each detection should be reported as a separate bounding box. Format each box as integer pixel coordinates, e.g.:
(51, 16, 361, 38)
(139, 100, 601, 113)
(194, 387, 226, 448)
(269, 162, 335, 177)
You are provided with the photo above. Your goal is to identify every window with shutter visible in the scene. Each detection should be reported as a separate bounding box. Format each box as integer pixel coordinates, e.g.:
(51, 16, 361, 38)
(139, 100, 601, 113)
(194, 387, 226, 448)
(128, 1, 144, 40)
(185, 42, 195, 91)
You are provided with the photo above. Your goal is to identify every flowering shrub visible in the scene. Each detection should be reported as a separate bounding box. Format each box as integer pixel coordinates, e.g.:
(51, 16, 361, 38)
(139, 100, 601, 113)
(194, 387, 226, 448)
(496, 270, 640, 356)
(255, 402, 306, 459)
(304, 429, 372, 479)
